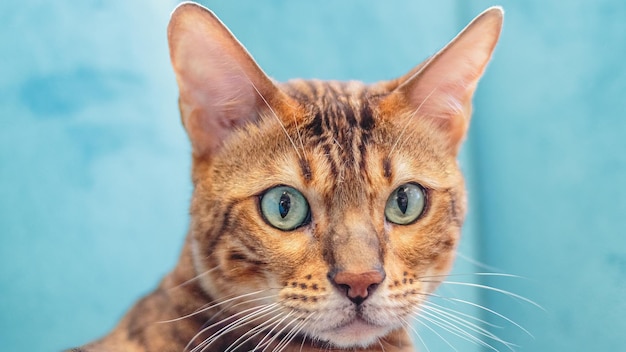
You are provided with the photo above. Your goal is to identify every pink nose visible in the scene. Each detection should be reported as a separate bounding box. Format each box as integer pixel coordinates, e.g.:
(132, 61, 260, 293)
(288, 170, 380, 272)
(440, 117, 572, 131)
(329, 269, 386, 305)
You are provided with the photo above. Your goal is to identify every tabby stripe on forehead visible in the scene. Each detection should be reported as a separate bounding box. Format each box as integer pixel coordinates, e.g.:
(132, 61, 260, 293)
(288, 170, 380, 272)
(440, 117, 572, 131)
(324, 83, 340, 104)
(357, 104, 375, 176)
(308, 111, 324, 136)
(299, 157, 312, 182)
(304, 80, 319, 100)
(322, 143, 340, 178)
(359, 102, 375, 131)
(342, 101, 358, 127)
(284, 85, 311, 104)
(287, 82, 379, 188)
(383, 156, 392, 180)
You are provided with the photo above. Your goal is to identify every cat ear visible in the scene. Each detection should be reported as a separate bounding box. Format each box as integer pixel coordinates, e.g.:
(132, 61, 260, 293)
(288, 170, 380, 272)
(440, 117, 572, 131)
(385, 7, 503, 154)
(168, 3, 283, 158)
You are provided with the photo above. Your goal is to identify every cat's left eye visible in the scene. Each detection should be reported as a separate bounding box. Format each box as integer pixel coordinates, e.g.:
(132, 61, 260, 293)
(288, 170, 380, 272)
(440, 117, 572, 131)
(385, 183, 426, 225)
(260, 186, 310, 231)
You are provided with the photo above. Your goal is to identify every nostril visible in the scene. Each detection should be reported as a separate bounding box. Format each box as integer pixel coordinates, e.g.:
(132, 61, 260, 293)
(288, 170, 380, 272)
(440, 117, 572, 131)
(368, 282, 380, 291)
(328, 269, 386, 304)
(336, 283, 350, 295)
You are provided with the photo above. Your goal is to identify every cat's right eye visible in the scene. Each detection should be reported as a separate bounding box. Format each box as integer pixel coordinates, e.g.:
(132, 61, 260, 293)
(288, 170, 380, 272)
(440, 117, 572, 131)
(260, 186, 310, 231)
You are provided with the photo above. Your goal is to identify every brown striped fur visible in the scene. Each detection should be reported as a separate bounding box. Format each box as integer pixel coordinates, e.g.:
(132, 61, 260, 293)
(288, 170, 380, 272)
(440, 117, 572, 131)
(72, 3, 502, 351)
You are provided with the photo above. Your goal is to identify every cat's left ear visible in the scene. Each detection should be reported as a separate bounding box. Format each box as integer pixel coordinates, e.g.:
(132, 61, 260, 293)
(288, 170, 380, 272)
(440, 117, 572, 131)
(383, 7, 503, 154)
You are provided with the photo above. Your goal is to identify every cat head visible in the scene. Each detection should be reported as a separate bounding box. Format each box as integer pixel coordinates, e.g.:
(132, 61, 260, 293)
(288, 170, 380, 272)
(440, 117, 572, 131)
(168, 3, 502, 349)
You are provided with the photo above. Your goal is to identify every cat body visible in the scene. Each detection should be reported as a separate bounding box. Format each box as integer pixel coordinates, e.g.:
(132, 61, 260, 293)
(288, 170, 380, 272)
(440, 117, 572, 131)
(72, 3, 502, 351)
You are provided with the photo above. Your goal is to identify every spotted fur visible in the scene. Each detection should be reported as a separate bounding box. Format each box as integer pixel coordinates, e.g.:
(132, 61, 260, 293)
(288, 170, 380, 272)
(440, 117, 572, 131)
(71, 3, 502, 351)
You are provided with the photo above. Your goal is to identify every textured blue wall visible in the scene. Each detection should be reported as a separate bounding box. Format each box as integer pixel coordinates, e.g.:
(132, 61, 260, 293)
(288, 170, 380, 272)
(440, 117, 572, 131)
(1, 1, 625, 351)
(0, 1, 188, 349)
(465, 1, 626, 351)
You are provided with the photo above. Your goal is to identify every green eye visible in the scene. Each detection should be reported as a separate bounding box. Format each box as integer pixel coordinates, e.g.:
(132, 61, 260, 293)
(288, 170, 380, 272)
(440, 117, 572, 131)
(260, 186, 310, 231)
(385, 183, 426, 225)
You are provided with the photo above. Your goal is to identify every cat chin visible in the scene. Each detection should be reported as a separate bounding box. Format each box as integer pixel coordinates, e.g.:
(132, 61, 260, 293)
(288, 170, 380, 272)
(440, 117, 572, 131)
(314, 318, 394, 349)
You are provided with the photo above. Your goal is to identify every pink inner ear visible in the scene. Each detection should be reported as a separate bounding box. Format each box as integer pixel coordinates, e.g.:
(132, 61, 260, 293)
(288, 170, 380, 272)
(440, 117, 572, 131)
(406, 46, 491, 119)
(176, 55, 258, 157)
(405, 62, 480, 146)
(177, 46, 258, 138)
(398, 8, 502, 152)
(168, 4, 274, 158)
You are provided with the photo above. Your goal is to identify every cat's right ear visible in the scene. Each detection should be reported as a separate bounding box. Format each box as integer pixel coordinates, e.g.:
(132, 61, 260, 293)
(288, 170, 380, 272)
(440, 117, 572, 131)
(168, 3, 285, 158)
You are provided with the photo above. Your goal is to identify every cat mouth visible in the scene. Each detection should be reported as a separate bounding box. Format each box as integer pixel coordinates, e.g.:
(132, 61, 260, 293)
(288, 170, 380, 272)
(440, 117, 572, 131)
(335, 317, 380, 330)
(316, 317, 390, 348)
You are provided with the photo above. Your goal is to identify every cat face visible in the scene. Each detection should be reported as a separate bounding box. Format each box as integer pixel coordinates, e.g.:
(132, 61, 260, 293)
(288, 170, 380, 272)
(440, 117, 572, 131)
(187, 80, 466, 348)
(168, 3, 502, 349)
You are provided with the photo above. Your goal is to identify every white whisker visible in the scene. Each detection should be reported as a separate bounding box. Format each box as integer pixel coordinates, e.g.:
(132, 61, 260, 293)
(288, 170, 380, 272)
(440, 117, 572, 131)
(400, 317, 432, 352)
(418, 272, 522, 280)
(377, 338, 387, 352)
(292, 111, 306, 155)
(422, 280, 543, 310)
(206, 293, 281, 326)
(189, 303, 281, 352)
(434, 296, 534, 338)
(423, 299, 503, 329)
(416, 312, 504, 352)
(298, 328, 308, 352)
(272, 313, 313, 352)
(224, 313, 285, 352)
(420, 303, 516, 350)
(158, 290, 276, 324)
(456, 253, 505, 272)
(277, 318, 308, 352)
(166, 266, 221, 292)
(259, 311, 298, 352)
(248, 311, 294, 352)
(332, 137, 343, 150)
(410, 317, 458, 352)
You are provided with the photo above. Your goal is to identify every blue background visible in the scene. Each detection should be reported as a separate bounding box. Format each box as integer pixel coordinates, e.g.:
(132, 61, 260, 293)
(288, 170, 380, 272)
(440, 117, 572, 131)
(1, 1, 625, 351)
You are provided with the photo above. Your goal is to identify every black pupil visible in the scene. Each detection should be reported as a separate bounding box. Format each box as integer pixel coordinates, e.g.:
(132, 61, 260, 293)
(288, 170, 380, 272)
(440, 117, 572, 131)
(279, 192, 291, 218)
(396, 187, 408, 214)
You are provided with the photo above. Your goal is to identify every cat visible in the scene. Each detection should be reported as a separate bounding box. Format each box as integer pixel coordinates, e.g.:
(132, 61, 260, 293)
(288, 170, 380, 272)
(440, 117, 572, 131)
(70, 2, 502, 351)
